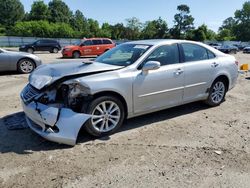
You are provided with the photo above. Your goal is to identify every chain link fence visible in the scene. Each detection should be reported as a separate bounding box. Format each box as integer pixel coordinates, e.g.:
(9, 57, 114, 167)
(0, 36, 128, 47)
(0, 36, 82, 47)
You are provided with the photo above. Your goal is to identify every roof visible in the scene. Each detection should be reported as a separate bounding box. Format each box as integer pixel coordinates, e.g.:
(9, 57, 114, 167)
(126, 39, 193, 46)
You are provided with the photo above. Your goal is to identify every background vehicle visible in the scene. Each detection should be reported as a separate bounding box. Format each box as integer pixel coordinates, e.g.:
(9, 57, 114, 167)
(62, 38, 115, 58)
(218, 45, 238, 54)
(208, 43, 222, 49)
(0, 48, 41, 73)
(19, 39, 61, 54)
(243, 46, 250, 53)
(21, 40, 238, 145)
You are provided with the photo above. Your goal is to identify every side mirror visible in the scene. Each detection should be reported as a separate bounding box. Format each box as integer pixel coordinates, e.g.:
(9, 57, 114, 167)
(142, 61, 161, 72)
(80, 43, 85, 46)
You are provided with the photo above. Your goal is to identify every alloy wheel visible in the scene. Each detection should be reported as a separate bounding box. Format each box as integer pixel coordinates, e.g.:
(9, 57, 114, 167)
(91, 101, 121, 133)
(211, 81, 225, 104)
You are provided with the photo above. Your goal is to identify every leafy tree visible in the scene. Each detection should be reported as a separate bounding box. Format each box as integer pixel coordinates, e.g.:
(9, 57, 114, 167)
(87, 18, 100, 37)
(142, 17, 169, 39)
(9, 20, 75, 38)
(0, 0, 25, 28)
(216, 29, 235, 41)
(111, 23, 127, 39)
(48, 0, 72, 24)
(171, 4, 194, 39)
(219, 17, 236, 31)
(99, 23, 112, 38)
(233, 1, 250, 41)
(126, 17, 142, 40)
(29, 0, 49, 21)
(70, 10, 88, 37)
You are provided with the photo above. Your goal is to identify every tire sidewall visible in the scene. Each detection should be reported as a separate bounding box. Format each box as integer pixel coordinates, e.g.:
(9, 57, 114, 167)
(83, 96, 125, 137)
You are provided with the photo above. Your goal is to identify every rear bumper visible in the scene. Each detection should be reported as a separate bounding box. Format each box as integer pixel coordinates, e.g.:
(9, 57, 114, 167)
(21, 99, 91, 146)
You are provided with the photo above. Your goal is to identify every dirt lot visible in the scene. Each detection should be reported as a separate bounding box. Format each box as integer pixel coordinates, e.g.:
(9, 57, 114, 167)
(0, 52, 250, 188)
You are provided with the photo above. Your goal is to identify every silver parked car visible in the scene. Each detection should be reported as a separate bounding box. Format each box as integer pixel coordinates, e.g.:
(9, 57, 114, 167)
(20, 40, 238, 145)
(0, 48, 42, 73)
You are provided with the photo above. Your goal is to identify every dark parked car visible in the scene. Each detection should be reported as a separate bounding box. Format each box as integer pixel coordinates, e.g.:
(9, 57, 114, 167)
(243, 47, 250, 54)
(218, 45, 238, 54)
(19, 39, 61, 54)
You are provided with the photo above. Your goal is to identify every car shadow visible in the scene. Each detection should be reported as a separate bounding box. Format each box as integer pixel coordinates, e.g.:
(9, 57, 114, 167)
(0, 71, 26, 76)
(0, 102, 209, 154)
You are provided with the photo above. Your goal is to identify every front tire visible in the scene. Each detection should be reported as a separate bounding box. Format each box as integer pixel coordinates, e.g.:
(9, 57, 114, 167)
(17, 59, 35, 74)
(83, 96, 125, 137)
(205, 80, 227, 107)
(72, 51, 80, 58)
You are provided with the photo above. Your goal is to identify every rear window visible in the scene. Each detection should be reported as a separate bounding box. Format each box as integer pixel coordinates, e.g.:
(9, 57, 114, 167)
(92, 40, 103, 45)
(103, 39, 112, 44)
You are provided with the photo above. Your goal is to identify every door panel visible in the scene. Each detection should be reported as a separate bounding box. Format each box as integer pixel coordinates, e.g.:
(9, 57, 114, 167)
(180, 43, 217, 102)
(133, 64, 184, 114)
(183, 60, 215, 102)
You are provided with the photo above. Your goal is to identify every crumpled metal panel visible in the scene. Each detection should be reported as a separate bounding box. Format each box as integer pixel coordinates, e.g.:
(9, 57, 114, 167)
(22, 100, 91, 146)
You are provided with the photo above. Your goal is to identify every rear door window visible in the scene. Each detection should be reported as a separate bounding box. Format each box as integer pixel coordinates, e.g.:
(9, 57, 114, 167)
(182, 43, 209, 62)
(92, 40, 103, 45)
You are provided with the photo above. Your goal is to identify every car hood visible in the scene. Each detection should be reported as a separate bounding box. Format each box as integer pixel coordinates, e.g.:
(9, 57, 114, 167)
(29, 61, 122, 90)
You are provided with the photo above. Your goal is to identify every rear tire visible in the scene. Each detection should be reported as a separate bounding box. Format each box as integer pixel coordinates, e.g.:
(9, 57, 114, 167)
(52, 48, 59, 53)
(72, 51, 80, 58)
(82, 96, 125, 137)
(27, 48, 34, 54)
(17, 59, 35, 74)
(205, 79, 227, 107)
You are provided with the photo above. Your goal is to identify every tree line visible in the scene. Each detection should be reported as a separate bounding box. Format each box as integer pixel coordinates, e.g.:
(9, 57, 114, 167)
(0, 0, 249, 41)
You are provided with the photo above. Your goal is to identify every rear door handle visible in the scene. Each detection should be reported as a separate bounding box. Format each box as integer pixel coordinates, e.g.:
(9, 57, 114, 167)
(174, 68, 184, 75)
(212, 62, 219, 67)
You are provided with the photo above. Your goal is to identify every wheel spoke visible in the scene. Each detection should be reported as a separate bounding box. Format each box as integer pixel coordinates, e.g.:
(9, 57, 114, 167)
(105, 121, 109, 130)
(110, 107, 119, 114)
(110, 115, 119, 119)
(99, 121, 105, 131)
(93, 118, 103, 126)
(101, 102, 107, 112)
(96, 106, 104, 114)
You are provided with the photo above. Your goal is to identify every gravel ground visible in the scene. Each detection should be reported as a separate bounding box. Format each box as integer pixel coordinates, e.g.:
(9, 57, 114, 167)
(0, 51, 250, 188)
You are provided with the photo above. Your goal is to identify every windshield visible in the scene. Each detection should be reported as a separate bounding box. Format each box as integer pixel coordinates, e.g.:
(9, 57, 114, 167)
(95, 43, 152, 66)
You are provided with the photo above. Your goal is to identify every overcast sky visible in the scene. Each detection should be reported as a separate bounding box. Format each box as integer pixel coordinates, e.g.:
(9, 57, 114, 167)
(21, 0, 247, 32)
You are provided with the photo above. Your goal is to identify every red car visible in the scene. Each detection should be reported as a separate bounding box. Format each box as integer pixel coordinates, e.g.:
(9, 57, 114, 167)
(62, 38, 115, 58)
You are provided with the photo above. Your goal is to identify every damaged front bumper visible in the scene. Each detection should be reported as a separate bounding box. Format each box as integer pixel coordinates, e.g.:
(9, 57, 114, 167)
(20, 86, 91, 146)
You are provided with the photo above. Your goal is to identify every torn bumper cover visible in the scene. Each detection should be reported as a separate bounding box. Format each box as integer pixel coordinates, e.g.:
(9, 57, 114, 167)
(21, 97, 91, 146)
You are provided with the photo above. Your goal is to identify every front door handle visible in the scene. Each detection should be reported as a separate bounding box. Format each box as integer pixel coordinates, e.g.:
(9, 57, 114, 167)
(211, 62, 219, 67)
(174, 68, 184, 75)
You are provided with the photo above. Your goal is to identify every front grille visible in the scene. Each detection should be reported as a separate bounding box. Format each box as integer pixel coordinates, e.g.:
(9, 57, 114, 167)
(21, 84, 41, 103)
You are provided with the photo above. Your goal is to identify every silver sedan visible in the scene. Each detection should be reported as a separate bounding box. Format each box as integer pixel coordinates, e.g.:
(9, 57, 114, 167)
(0, 48, 42, 73)
(20, 40, 238, 145)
